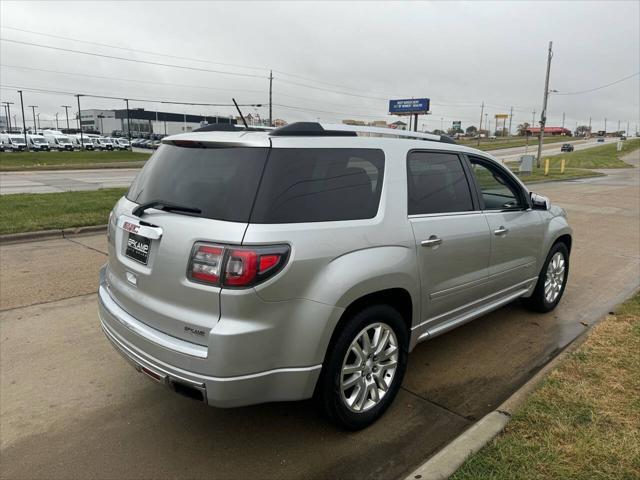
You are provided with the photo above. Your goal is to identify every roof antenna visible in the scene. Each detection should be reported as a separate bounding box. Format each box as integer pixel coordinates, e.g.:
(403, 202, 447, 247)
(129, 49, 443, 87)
(232, 98, 249, 130)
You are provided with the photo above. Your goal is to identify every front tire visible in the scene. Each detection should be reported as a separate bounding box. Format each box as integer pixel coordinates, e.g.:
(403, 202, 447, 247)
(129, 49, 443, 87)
(523, 242, 569, 313)
(317, 305, 408, 430)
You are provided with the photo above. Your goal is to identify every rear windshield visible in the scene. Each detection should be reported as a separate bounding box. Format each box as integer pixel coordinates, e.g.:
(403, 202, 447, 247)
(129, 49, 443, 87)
(250, 148, 385, 223)
(127, 145, 384, 224)
(127, 145, 269, 223)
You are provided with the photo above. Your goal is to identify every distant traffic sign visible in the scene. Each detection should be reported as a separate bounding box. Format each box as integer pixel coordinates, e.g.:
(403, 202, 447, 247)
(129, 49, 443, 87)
(495, 114, 509, 119)
(389, 98, 430, 115)
(452, 121, 461, 129)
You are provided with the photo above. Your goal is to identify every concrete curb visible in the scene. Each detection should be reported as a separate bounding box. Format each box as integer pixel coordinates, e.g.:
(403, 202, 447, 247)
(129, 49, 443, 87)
(0, 224, 107, 245)
(403, 309, 614, 480)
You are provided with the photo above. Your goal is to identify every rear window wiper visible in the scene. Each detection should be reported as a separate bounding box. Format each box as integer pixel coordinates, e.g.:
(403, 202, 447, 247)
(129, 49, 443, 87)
(132, 200, 202, 217)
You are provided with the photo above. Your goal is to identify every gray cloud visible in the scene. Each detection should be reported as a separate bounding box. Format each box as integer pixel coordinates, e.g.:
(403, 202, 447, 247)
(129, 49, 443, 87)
(1, 0, 638, 133)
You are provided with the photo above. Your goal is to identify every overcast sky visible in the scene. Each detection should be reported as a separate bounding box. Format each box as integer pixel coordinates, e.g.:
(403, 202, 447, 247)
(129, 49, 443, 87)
(1, 0, 639, 133)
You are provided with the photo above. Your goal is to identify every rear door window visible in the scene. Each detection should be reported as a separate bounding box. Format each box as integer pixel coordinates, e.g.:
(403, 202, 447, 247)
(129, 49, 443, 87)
(127, 145, 269, 223)
(406, 151, 474, 215)
(250, 148, 385, 223)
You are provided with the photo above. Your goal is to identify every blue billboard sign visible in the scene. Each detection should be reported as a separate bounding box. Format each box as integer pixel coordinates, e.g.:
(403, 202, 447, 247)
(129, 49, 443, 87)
(389, 98, 430, 115)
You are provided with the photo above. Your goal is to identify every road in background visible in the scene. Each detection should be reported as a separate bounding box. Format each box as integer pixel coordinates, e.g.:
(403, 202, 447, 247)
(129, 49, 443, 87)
(1, 150, 637, 479)
(0, 137, 620, 195)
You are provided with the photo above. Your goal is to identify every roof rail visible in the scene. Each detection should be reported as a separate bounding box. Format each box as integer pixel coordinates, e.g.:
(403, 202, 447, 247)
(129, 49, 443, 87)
(323, 123, 457, 144)
(269, 122, 357, 137)
(269, 122, 456, 144)
(194, 124, 274, 132)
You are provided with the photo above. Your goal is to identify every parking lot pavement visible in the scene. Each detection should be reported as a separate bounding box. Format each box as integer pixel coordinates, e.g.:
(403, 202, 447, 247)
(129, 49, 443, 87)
(1, 150, 638, 479)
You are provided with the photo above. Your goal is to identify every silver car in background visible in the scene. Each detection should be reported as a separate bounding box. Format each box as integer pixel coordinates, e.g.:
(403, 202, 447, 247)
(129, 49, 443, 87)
(99, 123, 572, 429)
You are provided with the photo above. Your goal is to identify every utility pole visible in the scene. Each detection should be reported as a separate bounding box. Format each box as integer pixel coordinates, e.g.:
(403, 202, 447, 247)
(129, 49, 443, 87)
(125, 99, 131, 140)
(268, 70, 273, 127)
(18, 90, 28, 148)
(55, 112, 59, 130)
(97, 114, 105, 134)
(536, 41, 553, 168)
(561, 112, 565, 129)
(617, 120, 620, 134)
(2, 102, 14, 131)
(604, 118, 607, 134)
(75, 95, 84, 146)
(508, 106, 513, 137)
(28, 105, 37, 134)
(61, 105, 71, 131)
(477, 101, 484, 146)
(627, 120, 630, 136)
(37, 113, 41, 130)
(588, 116, 592, 135)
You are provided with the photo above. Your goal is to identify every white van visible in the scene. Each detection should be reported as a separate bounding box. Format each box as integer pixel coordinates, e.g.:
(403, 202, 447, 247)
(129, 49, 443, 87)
(0, 134, 27, 152)
(28, 135, 51, 151)
(44, 134, 74, 151)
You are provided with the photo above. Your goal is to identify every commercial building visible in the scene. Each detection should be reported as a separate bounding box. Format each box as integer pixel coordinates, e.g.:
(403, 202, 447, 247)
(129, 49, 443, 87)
(80, 108, 236, 136)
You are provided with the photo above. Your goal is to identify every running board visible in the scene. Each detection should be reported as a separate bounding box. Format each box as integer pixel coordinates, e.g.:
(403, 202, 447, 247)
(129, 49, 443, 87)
(416, 287, 530, 344)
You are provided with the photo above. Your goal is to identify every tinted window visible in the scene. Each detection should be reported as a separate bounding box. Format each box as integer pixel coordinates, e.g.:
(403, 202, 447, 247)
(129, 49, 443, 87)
(469, 159, 522, 210)
(250, 148, 384, 223)
(407, 152, 473, 215)
(127, 145, 269, 223)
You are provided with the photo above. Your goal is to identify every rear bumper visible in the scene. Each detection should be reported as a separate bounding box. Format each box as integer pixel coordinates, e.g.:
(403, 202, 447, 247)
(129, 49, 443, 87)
(98, 266, 322, 407)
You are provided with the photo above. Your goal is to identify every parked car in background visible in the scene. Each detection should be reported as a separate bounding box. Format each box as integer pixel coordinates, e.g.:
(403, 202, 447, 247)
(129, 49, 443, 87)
(99, 122, 573, 430)
(44, 133, 74, 151)
(115, 138, 131, 150)
(1, 134, 27, 151)
(597, 137, 605, 143)
(82, 138, 95, 150)
(560, 143, 574, 152)
(110, 138, 130, 150)
(94, 137, 115, 151)
(28, 135, 51, 151)
(620, 135, 626, 141)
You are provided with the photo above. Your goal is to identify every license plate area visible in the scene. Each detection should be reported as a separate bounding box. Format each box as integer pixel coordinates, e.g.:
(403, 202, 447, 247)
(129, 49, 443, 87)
(125, 232, 151, 265)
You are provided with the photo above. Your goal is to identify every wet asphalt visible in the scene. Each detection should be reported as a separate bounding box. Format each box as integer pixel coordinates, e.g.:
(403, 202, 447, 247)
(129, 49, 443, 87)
(0, 149, 638, 479)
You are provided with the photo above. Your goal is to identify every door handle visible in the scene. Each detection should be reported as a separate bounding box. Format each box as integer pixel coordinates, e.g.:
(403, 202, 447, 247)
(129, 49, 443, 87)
(494, 226, 509, 236)
(421, 235, 443, 247)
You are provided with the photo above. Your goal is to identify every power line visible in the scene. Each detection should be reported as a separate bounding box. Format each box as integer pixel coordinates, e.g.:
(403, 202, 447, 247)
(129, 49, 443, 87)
(1, 64, 267, 95)
(0, 84, 265, 107)
(0, 38, 269, 80)
(555, 71, 640, 95)
(1, 25, 397, 96)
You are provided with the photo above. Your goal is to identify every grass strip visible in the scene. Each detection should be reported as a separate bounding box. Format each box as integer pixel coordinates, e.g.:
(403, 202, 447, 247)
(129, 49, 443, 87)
(510, 138, 639, 183)
(0, 151, 151, 170)
(451, 291, 640, 480)
(0, 188, 127, 235)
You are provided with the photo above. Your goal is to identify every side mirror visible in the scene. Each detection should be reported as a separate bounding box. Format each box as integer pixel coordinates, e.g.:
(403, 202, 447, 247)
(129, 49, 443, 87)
(530, 192, 550, 210)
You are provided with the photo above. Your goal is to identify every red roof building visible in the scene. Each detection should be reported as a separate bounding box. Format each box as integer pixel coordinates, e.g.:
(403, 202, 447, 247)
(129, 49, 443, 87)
(525, 127, 572, 136)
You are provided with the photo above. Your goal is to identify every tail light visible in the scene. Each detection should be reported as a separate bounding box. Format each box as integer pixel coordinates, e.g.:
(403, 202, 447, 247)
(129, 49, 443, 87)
(188, 243, 289, 288)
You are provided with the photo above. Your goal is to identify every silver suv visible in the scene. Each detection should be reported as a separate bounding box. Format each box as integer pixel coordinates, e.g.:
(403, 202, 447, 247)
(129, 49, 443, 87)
(98, 122, 571, 429)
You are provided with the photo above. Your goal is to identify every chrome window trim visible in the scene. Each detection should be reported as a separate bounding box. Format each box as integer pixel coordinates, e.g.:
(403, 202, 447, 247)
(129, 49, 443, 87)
(408, 211, 483, 219)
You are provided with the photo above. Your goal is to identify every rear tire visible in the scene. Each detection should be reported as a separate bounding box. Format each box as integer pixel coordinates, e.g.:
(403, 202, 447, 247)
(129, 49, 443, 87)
(522, 242, 569, 313)
(317, 304, 408, 430)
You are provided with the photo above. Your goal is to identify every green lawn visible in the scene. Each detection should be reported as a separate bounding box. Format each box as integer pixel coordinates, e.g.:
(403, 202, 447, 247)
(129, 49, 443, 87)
(0, 150, 151, 171)
(0, 188, 127, 234)
(510, 138, 639, 183)
(451, 291, 640, 480)
(459, 135, 572, 152)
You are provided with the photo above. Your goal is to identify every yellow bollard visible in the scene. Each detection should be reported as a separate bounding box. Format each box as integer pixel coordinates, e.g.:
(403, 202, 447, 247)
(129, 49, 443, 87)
(544, 158, 550, 176)
(560, 158, 565, 174)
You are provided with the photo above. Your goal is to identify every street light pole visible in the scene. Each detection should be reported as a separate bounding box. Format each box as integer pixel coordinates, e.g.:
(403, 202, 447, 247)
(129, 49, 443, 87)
(75, 95, 84, 146)
(61, 105, 71, 131)
(477, 101, 485, 146)
(536, 41, 553, 168)
(2, 102, 14, 131)
(37, 113, 41, 131)
(124, 99, 131, 140)
(28, 105, 38, 134)
(55, 112, 59, 130)
(18, 90, 28, 148)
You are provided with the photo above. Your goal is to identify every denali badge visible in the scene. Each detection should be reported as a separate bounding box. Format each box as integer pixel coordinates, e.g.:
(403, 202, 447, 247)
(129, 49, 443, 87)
(123, 221, 140, 234)
(185, 326, 206, 337)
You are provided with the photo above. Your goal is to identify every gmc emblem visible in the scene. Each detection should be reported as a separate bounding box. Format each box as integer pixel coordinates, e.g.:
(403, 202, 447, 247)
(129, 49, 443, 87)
(123, 221, 140, 234)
